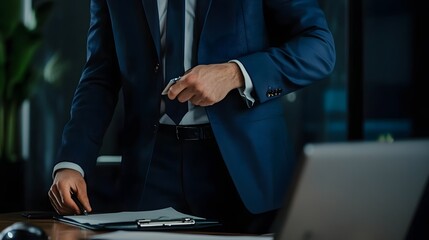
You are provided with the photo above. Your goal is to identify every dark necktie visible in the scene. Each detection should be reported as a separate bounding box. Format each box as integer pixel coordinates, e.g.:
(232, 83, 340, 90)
(164, 0, 188, 125)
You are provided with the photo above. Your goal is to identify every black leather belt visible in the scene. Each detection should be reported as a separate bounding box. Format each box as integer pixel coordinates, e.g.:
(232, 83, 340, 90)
(157, 124, 214, 140)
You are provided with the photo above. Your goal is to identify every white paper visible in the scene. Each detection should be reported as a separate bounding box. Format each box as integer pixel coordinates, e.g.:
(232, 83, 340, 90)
(63, 207, 204, 225)
(91, 231, 274, 240)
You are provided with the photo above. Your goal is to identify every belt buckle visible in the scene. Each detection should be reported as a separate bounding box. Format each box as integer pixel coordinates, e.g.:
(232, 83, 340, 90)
(175, 126, 200, 141)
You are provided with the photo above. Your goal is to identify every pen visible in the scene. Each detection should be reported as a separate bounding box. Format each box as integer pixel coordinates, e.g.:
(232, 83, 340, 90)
(161, 76, 181, 95)
(71, 192, 88, 216)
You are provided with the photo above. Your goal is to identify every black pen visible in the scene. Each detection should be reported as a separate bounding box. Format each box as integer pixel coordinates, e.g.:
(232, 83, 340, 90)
(71, 192, 88, 216)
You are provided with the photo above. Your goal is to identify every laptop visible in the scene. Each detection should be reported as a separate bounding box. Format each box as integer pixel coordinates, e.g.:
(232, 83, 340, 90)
(273, 139, 429, 240)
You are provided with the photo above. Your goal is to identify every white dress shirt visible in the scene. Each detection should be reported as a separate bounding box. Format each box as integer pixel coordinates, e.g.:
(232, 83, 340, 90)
(158, 0, 255, 125)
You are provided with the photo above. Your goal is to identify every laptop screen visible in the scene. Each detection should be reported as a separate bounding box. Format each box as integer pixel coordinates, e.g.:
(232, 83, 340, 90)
(274, 139, 429, 240)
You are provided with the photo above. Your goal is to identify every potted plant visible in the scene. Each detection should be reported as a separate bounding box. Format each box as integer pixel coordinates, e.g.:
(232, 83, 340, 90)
(0, 0, 55, 212)
(0, 0, 53, 163)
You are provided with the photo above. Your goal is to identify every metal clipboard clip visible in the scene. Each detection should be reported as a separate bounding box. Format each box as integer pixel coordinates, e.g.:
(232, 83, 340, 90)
(136, 217, 196, 228)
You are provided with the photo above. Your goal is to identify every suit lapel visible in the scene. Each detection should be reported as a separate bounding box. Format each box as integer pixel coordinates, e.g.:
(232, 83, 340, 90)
(194, 0, 212, 65)
(141, 0, 161, 60)
(195, 0, 212, 35)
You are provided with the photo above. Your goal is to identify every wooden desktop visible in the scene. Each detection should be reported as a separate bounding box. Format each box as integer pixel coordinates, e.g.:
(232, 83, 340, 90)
(0, 212, 256, 240)
(0, 212, 99, 240)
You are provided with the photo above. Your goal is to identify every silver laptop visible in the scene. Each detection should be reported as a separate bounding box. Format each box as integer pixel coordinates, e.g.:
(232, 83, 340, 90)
(274, 139, 429, 240)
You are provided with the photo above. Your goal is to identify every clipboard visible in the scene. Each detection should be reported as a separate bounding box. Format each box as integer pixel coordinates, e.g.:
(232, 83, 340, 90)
(54, 207, 221, 231)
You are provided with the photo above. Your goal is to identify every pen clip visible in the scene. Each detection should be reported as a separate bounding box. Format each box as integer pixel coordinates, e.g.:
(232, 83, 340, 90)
(136, 218, 195, 228)
(170, 76, 181, 83)
(161, 76, 182, 95)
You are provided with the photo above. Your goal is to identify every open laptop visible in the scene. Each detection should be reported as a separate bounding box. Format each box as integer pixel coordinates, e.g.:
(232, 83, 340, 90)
(273, 139, 429, 240)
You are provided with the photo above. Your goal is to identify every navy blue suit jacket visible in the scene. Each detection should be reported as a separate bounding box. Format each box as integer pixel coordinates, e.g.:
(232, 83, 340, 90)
(57, 0, 335, 214)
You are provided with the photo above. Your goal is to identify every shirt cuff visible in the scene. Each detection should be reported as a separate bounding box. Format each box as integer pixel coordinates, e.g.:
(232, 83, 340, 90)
(229, 60, 255, 108)
(52, 162, 85, 179)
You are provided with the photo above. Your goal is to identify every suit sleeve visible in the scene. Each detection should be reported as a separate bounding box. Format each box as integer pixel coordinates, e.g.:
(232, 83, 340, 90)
(237, 0, 336, 104)
(56, 0, 121, 175)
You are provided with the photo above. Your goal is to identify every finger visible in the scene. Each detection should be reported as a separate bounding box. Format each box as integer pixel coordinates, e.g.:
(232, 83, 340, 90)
(76, 183, 92, 213)
(176, 87, 197, 103)
(49, 189, 73, 215)
(48, 190, 61, 214)
(50, 186, 75, 214)
(49, 198, 61, 215)
(49, 186, 64, 211)
(168, 79, 187, 100)
(49, 196, 70, 215)
(57, 183, 81, 214)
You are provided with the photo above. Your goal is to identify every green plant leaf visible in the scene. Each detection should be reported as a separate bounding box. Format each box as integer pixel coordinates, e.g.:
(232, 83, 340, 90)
(1, 0, 55, 162)
(0, 0, 22, 38)
(6, 24, 42, 101)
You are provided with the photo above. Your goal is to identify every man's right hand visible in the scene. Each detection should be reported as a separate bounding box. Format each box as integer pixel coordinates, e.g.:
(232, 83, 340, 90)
(48, 169, 92, 215)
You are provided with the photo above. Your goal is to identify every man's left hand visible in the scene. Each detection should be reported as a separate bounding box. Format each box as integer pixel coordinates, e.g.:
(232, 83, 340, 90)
(167, 62, 244, 106)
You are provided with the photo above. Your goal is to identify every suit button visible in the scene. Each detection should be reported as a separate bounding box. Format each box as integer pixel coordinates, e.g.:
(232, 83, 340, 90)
(154, 63, 160, 73)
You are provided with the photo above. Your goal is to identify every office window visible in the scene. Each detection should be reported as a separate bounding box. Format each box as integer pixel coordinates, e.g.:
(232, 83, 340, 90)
(285, 0, 427, 155)
(362, 0, 414, 140)
(284, 0, 349, 152)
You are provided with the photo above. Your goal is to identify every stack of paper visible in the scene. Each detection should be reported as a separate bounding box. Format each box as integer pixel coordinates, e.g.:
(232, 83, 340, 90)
(56, 207, 219, 231)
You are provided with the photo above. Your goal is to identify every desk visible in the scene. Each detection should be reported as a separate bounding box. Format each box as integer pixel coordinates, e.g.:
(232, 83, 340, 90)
(0, 212, 262, 240)
(0, 212, 98, 240)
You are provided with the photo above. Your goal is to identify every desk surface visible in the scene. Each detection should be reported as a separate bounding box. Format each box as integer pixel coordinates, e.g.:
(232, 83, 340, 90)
(0, 212, 99, 240)
(0, 212, 256, 240)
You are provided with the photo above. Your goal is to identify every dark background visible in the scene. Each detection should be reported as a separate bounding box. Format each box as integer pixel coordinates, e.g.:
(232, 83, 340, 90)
(0, 0, 427, 222)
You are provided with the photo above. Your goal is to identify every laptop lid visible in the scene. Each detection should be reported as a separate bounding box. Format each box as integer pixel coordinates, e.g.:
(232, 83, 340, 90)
(274, 139, 429, 240)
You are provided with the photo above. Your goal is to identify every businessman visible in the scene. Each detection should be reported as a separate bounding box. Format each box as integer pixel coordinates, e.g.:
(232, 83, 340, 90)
(48, 0, 335, 233)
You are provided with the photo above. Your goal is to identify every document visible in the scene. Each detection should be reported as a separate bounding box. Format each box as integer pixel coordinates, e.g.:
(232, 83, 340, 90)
(56, 207, 219, 231)
(91, 231, 274, 240)
(62, 207, 204, 225)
